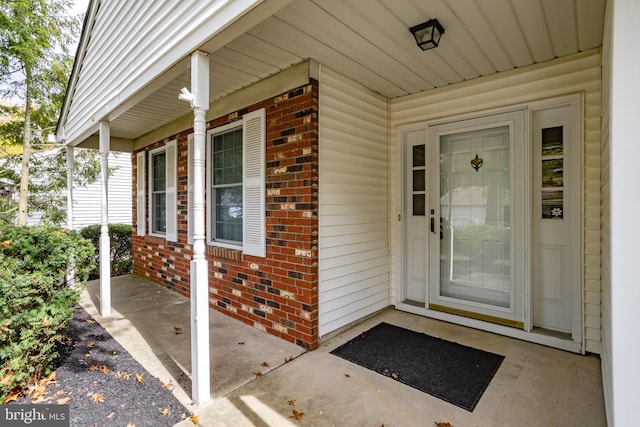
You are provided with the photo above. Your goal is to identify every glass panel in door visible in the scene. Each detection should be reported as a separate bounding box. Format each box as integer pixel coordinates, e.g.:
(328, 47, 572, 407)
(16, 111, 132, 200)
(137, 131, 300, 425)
(437, 126, 511, 309)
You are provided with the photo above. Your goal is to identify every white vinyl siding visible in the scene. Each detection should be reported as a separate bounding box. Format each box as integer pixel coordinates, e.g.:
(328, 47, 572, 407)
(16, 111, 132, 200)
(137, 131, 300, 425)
(390, 50, 602, 354)
(22, 148, 131, 230)
(318, 67, 390, 337)
(136, 151, 146, 236)
(71, 151, 132, 230)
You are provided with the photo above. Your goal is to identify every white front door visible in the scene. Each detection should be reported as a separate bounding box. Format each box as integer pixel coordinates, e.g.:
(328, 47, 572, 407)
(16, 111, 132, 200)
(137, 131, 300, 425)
(427, 112, 526, 327)
(401, 112, 526, 326)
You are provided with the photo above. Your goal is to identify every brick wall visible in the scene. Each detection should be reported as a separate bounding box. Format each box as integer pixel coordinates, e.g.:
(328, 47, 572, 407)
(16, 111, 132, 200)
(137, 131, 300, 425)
(132, 81, 320, 349)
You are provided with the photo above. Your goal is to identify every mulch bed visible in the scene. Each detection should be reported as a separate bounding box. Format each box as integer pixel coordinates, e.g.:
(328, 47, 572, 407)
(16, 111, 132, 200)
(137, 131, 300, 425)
(10, 306, 189, 426)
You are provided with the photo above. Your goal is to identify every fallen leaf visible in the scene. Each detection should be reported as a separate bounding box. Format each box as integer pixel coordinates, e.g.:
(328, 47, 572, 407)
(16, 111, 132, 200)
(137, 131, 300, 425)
(84, 319, 96, 324)
(30, 382, 47, 401)
(31, 393, 49, 404)
(3, 390, 20, 403)
(106, 412, 115, 420)
(90, 392, 104, 403)
(112, 351, 118, 360)
(174, 326, 183, 334)
(238, 341, 245, 345)
(89, 365, 100, 372)
(287, 399, 296, 406)
(260, 361, 269, 367)
(53, 390, 65, 397)
(0, 373, 13, 386)
(136, 373, 144, 383)
(253, 371, 263, 377)
(126, 424, 136, 427)
(84, 353, 93, 358)
(391, 372, 399, 380)
(434, 423, 453, 427)
(57, 396, 71, 405)
(160, 408, 170, 416)
(87, 342, 95, 349)
(44, 372, 56, 383)
(1, 240, 10, 247)
(344, 374, 351, 378)
(284, 356, 294, 363)
(163, 382, 173, 389)
(289, 409, 305, 420)
(190, 414, 199, 424)
(115, 371, 132, 380)
(100, 365, 110, 374)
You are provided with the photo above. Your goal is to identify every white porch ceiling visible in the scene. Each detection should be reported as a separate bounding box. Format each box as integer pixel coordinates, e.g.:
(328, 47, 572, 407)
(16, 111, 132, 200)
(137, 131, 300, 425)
(109, 0, 605, 141)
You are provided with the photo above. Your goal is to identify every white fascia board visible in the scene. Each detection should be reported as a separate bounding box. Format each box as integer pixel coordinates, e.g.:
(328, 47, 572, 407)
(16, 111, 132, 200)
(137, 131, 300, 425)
(57, 0, 100, 146)
(63, 0, 266, 147)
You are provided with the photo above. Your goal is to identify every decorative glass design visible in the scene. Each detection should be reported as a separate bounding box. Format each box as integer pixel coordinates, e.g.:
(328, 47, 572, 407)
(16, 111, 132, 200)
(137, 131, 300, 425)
(541, 126, 564, 219)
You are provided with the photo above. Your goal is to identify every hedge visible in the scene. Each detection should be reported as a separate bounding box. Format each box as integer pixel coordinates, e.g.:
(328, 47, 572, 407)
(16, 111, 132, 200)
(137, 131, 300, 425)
(0, 225, 94, 401)
(80, 224, 133, 276)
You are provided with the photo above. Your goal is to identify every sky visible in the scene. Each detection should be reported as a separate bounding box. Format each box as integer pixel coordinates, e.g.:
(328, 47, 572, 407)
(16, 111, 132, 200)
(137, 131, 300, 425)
(71, 0, 90, 16)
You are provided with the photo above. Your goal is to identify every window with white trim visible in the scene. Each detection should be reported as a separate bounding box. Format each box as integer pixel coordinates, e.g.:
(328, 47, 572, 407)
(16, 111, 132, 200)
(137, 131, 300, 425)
(211, 125, 243, 244)
(203, 108, 265, 256)
(146, 140, 177, 241)
(151, 149, 167, 234)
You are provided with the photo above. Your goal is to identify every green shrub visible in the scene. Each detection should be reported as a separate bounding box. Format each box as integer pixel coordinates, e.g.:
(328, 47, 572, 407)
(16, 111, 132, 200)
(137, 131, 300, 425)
(0, 225, 95, 401)
(80, 224, 133, 276)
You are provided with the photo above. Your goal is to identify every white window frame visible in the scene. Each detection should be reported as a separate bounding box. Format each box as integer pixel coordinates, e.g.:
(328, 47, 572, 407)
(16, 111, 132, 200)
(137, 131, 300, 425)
(148, 140, 177, 241)
(203, 108, 266, 256)
(206, 122, 243, 249)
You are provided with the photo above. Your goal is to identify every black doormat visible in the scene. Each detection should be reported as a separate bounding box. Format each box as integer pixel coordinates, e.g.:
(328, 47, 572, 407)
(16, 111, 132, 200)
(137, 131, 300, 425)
(330, 322, 504, 411)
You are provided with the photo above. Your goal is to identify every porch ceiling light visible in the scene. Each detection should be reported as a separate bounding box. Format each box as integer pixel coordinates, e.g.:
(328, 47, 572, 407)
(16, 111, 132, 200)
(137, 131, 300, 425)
(409, 19, 445, 51)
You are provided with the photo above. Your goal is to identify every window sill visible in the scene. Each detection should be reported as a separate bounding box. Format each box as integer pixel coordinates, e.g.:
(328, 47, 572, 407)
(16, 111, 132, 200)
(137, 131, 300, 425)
(207, 245, 243, 262)
(144, 235, 165, 245)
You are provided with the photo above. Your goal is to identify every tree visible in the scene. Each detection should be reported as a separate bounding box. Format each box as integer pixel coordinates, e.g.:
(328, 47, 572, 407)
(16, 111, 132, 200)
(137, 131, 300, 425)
(0, 0, 80, 225)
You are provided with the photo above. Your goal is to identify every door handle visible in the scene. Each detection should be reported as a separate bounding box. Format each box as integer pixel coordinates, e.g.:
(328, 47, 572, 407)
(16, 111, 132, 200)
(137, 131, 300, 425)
(430, 217, 435, 234)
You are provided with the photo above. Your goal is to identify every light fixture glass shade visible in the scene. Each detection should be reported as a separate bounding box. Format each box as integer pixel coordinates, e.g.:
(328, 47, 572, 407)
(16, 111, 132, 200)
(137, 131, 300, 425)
(409, 19, 445, 50)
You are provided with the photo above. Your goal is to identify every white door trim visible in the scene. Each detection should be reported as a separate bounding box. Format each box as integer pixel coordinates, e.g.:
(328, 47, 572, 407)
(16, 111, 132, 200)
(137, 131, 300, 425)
(394, 94, 584, 353)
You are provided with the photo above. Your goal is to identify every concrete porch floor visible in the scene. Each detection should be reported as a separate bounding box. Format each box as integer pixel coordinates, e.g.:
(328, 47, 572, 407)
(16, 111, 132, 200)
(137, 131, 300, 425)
(81, 275, 606, 427)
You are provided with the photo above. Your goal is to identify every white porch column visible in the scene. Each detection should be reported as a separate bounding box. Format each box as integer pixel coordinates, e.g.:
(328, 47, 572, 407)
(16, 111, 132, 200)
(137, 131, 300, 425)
(183, 51, 210, 404)
(99, 122, 111, 317)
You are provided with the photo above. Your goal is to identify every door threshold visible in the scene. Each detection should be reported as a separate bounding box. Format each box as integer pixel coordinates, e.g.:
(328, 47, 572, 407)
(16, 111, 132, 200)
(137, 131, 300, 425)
(532, 326, 572, 340)
(401, 299, 425, 308)
(395, 302, 583, 353)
